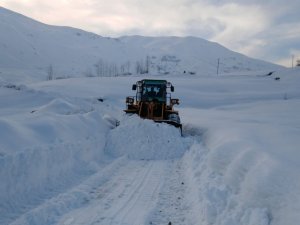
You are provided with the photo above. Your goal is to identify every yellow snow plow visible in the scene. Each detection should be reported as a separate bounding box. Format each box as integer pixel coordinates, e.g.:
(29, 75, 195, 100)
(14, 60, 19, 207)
(124, 79, 182, 131)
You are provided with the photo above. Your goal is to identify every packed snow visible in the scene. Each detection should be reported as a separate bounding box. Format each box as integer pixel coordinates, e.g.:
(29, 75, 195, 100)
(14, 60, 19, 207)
(1, 66, 300, 225)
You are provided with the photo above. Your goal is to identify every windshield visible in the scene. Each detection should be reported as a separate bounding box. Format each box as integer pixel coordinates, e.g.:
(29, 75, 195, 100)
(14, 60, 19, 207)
(141, 84, 166, 101)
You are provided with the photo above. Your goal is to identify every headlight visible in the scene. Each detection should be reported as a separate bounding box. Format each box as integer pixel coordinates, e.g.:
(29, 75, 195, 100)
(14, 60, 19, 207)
(171, 99, 179, 105)
(126, 97, 134, 104)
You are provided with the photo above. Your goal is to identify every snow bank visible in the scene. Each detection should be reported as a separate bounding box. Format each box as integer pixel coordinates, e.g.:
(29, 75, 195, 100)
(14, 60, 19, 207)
(181, 100, 300, 225)
(182, 129, 273, 225)
(106, 115, 189, 160)
(0, 86, 112, 225)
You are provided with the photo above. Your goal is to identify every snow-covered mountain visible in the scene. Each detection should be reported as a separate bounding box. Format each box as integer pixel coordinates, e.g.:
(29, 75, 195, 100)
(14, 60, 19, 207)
(0, 6, 283, 83)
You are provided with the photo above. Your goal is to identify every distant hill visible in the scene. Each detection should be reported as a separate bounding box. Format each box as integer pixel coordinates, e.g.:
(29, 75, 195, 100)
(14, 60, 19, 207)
(0, 6, 284, 82)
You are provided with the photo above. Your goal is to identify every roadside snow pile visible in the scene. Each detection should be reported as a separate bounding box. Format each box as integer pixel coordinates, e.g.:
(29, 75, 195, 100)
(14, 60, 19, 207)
(183, 128, 273, 225)
(106, 115, 190, 160)
(181, 100, 300, 225)
(0, 87, 111, 225)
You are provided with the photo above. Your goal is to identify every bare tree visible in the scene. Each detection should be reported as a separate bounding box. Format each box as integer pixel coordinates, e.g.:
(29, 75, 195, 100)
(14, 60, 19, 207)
(136, 61, 141, 74)
(120, 64, 125, 75)
(47, 64, 53, 80)
(135, 57, 150, 74)
(125, 61, 131, 75)
(94, 59, 134, 77)
(84, 68, 94, 77)
(94, 59, 103, 76)
(145, 55, 150, 74)
(110, 63, 118, 76)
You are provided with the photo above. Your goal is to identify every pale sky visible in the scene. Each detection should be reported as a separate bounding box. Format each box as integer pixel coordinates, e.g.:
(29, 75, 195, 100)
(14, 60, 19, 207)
(1, 0, 300, 67)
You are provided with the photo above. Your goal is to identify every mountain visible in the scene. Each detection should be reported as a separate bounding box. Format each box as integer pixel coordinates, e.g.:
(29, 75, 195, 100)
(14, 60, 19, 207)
(0, 6, 283, 82)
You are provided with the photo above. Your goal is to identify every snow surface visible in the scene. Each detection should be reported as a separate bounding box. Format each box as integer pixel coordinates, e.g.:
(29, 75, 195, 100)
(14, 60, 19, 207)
(1, 5, 299, 225)
(1, 66, 300, 225)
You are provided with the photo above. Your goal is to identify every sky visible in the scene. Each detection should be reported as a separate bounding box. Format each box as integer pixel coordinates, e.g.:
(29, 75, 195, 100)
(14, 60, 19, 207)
(1, 0, 300, 67)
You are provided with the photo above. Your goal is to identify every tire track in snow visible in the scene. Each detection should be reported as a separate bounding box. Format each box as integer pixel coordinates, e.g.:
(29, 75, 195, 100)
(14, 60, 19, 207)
(58, 160, 170, 225)
(10, 157, 128, 225)
(146, 160, 196, 225)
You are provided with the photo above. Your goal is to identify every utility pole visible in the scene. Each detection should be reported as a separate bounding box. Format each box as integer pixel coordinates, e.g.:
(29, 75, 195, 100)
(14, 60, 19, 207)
(292, 54, 294, 68)
(217, 58, 220, 75)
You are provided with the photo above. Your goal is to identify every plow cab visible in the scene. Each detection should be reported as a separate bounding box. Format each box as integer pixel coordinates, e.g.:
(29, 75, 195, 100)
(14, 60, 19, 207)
(124, 79, 182, 130)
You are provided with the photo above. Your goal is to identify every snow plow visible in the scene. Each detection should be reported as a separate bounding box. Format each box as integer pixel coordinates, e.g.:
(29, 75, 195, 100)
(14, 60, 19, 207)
(124, 79, 182, 131)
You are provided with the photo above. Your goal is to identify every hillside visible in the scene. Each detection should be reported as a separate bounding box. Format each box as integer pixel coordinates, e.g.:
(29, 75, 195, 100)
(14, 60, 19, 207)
(0, 6, 283, 83)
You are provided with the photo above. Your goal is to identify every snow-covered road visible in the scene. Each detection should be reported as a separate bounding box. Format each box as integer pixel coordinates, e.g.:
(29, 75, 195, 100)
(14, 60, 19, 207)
(59, 160, 174, 225)
(55, 120, 199, 225)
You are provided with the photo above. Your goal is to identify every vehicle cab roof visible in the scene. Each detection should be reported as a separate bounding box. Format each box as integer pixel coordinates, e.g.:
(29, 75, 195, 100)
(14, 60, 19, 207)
(141, 79, 167, 85)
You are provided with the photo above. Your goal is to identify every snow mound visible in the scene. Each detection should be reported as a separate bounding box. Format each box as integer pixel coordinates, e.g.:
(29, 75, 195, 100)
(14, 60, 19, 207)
(182, 128, 273, 225)
(106, 115, 190, 160)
